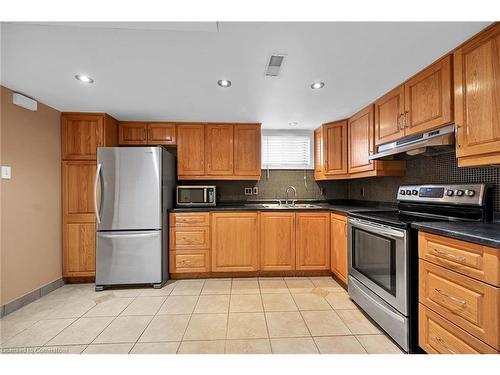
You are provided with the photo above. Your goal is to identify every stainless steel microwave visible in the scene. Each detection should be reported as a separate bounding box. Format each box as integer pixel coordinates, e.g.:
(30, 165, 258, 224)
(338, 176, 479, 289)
(176, 186, 216, 207)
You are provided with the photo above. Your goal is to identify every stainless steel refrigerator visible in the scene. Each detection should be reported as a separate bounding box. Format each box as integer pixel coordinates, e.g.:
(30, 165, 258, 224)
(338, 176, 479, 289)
(94, 146, 176, 291)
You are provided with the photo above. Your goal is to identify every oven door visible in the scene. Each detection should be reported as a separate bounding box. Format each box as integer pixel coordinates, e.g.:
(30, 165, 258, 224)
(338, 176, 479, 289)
(348, 218, 409, 315)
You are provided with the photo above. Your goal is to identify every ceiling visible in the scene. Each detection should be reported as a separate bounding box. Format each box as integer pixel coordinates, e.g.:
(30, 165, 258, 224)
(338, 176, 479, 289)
(0, 22, 490, 129)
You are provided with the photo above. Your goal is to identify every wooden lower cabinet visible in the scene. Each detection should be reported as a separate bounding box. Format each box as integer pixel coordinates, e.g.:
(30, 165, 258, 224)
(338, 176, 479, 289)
(260, 212, 296, 271)
(419, 304, 498, 354)
(211, 212, 259, 272)
(170, 250, 210, 273)
(63, 222, 96, 276)
(330, 213, 348, 284)
(296, 212, 330, 270)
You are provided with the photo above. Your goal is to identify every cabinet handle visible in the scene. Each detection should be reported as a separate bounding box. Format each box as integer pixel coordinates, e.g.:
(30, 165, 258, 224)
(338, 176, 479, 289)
(435, 336, 457, 354)
(434, 288, 467, 306)
(181, 237, 195, 243)
(397, 114, 403, 131)
(404, 111, 409, 129)
(433, 249, 466, 263)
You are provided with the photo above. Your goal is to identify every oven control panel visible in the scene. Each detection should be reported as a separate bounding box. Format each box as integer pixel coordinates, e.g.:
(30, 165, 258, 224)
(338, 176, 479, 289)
(397, 184, 488, 206)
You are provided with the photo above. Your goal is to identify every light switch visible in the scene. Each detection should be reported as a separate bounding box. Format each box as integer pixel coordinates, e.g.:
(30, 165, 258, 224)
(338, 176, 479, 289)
(1, 166, 11, 180)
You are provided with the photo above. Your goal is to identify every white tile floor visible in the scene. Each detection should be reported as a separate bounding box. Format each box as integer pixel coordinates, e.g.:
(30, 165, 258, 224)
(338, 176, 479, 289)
(0, 277, 403, 354)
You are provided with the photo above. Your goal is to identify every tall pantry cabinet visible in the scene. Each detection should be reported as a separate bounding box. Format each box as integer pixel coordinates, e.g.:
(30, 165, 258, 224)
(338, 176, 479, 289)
(61, 113, 118, 278)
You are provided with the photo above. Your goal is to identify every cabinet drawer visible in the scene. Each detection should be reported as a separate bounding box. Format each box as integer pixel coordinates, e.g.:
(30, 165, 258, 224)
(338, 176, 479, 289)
(170, 212, 210, 227)
(419, 260, 499, 349)
(170, 251, 210, 273)
(419, 232, 500, 286)
(419, 304, 497, 354)
(170, 227, 210, 249)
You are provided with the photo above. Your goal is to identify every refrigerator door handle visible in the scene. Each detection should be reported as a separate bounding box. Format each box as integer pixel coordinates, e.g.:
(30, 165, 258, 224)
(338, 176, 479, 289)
(94, 163, 102, 223)
(98, 232, 159, 239)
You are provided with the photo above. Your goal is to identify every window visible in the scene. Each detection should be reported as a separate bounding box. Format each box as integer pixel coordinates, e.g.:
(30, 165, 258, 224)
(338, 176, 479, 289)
(261, 130, 313, 169)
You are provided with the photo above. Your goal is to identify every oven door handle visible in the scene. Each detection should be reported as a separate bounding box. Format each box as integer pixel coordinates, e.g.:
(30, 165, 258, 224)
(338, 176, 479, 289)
(349, 218, 405, 238)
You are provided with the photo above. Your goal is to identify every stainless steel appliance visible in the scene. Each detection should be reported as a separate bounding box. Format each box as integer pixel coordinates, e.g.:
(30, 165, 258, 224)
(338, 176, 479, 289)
(176, 185, 216, 207)
(95, 147, 176, 291)
(347, 184, 492, 353)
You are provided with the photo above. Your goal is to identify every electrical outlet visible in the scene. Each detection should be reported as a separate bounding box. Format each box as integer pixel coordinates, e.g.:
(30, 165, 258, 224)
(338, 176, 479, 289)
(253, 186, 259, 195)
(244, 187, 252, 196)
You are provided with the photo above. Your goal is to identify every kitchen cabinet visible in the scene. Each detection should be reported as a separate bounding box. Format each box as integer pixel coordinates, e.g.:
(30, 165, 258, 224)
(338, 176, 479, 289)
(454, 23, 500, 167)
(313, 127, 325, 180)
(330, 213, 348, 284)
(211, 212, 259, 272)
(62, 113, 117, 160)
(169, 212, 211, 274)
(260, 212, 296, 271)
(147, 122, 176, 145)
(374, 85, 405, 145)
(118, 122, 148, 145)
(323, 120, 348, 176)
(418, 231, 500, 353)
(61, 113, 117, 278)
(177, 123, 261, 180)
(177, 123, 206, 177)
(296, 212, 330, 270)
(404, 55, 453, 136)
(205, 124, 234, 176)
(234, 124, 261, 178)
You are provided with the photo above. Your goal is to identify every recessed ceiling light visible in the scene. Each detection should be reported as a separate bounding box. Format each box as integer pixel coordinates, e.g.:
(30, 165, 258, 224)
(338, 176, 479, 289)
(217, 79, 231, 87)
(310, 81, 325, 89)
(289, 122, 298, 127)
(75, 74, 94, 84)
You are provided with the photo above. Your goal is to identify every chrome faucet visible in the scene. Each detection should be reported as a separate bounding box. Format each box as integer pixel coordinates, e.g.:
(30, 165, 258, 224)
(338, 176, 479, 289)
(285, 186, 297, 206)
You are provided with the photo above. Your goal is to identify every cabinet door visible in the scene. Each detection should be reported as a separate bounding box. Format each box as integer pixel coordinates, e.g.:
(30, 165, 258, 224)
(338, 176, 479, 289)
(62, 161, 97, 277)
(212, 212, 259, 272)
(62, 114, 104, 160)
(260, 212, 295, 271)
(404, 55, 453, 136)
(234, 124, 261, 178)
(374, 85, 405, 145)
(147, 122, 176, 145)
(323, 120, 348, 176)
(205, 124, 234, 176)
(296, 212, 330, 270)
(455, 24, 500, 167)
(330, 213, 348, 284)
(348, 105, 375, 174)
(177, 123, 205, 176)
(314, 127, 324, 180)
(118, 122, 148, 145)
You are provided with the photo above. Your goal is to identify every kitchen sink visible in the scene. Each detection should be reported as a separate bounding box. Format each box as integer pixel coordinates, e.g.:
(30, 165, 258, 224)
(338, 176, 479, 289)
(260, 203, 322, 209)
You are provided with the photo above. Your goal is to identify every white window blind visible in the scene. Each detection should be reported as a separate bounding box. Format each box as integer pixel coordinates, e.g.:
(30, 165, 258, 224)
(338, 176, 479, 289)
(262, 131, 313, 169)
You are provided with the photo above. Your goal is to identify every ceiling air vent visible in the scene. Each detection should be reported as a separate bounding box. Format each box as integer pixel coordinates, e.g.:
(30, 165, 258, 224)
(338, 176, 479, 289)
(265, 54, 286, 77)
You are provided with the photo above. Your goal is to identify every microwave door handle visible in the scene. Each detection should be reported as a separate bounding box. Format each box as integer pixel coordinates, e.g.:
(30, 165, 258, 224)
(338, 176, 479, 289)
(350, 219, 405, 238)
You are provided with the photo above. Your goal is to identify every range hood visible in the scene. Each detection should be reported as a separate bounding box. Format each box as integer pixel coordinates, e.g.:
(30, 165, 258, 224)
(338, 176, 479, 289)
(369, 124, 456, 161)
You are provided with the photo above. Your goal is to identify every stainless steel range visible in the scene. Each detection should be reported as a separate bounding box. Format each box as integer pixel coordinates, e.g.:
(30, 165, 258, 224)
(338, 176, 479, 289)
(347, 184, 493, 353)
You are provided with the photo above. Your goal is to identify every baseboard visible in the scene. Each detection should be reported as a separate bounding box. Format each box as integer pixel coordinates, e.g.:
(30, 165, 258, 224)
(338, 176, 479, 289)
(0, 278, 64, 318)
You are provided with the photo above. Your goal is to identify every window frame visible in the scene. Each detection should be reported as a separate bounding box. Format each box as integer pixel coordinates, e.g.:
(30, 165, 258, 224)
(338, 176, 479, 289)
(261, 129, 314, 170)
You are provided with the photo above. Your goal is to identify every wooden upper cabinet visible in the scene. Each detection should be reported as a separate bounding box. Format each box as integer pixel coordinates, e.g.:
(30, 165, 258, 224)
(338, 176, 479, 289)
(348, 105, 375, 174)
(260, 212, 296, 271)
(323, 120, 348, 176)
(211, 212, 259, 272)
(205, 124, 234, 176)
(375, 85, 405, 145)
(234, 124, 261, 178)
(118, 122, 148, 145)
(295, 212, 330, 270)
(404, 55, 453, 136)
(314, 127, 324, 180)
(147, 122, 176, 145)
(330, 213, 348, 284)
(455, 23, 500, 167)
(177, 123, 206, 177)
(62, 114, 102, 160)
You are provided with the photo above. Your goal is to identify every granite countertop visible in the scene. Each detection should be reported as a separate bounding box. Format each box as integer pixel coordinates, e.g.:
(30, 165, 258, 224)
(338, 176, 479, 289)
(412, 221, 500, 249)
(170, 200, 396, 215)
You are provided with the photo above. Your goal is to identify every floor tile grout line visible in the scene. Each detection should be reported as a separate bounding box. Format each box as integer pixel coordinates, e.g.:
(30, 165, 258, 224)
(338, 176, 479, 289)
(177, 279, 205, 353)
(288, 286, 319, 353)
(259, 288, 273, 353)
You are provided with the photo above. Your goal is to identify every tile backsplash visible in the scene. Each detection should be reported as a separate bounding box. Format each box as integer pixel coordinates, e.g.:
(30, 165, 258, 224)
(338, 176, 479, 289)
(348, 152, 500, 211)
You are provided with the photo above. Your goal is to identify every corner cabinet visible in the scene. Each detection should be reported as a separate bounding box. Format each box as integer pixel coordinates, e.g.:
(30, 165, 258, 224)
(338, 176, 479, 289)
(177, 123, 261, 180)
(61, 113, 118, 278)
(211, 212, 259, 272)
(454, 23, 500, 167)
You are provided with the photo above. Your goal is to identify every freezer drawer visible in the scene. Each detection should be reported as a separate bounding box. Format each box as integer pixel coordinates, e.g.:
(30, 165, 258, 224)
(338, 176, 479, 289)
(96, 230, 163, 286)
